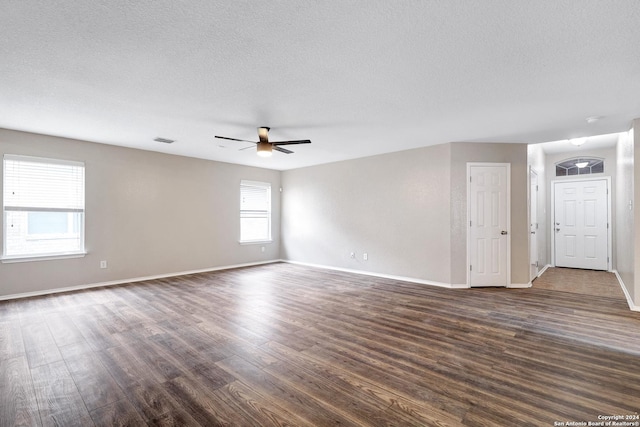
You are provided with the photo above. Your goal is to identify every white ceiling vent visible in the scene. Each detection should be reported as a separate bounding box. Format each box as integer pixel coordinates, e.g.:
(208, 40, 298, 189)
(154, 137, 175, 144)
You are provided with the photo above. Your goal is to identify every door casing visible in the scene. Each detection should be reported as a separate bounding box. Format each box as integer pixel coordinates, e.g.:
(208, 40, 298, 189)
(466, 162, 511, 287)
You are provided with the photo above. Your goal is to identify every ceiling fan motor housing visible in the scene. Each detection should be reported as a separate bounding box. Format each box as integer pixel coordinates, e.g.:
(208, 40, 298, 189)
(258, 127, 271, 143)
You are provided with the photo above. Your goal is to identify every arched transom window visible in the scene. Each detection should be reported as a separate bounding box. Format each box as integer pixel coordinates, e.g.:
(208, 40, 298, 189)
(555, 157, 604, 177)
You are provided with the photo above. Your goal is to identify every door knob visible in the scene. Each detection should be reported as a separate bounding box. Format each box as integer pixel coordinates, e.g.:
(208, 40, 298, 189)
(501, 230, 508, 235)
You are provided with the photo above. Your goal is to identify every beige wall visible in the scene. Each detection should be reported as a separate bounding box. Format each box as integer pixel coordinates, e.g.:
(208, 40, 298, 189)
(0, 129, 281, 297)
(449, 142, 529, 285)
(616, 130, 634, 301)
(282, 141, 530, 287)
(281, 144, 453, 284)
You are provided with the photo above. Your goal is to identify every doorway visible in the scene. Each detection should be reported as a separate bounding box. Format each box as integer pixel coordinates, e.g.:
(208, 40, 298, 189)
(467, 163, 510, 287)
(552, 178, 610, 271)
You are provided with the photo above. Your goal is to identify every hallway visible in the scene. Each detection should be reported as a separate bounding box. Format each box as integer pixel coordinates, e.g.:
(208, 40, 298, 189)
(533, 267, 625, 299)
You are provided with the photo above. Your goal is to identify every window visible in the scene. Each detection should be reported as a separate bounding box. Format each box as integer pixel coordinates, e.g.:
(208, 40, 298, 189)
(555, 157, 604, 177)
(3, 155, 85, 260)
(240, 180, 271, 243)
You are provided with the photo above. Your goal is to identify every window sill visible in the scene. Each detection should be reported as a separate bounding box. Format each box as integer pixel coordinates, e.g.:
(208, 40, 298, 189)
(1, 251, 87, 264)
(239, 240, 273, 245)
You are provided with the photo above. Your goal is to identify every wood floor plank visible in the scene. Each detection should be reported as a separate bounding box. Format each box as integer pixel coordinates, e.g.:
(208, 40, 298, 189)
(259, 340, 448, 425)
(258, 339, 469, 426)
(124, 380, 200, 426)
(123, 339, 184, 382)
(304, 315, 621, 421)
(66, 311, 120, 352)
(44, 312, 86, 348)
(16, 303, 46, 328)
(262, 351, 391, 425)
(217, 355, 365, 427)
(30, 360, 93, 427)
(21, 322, 63, 369)
(0, 320, 26, 361)
(163, 374, 253, 427)
(62, 345, 126, 412)
(0, 299, 22, 322)
(218, 380, 317, 427)
(2, 263, 640, 426)
(154, 321, 235, 362)
(89, 399, 146, 427)
(97, 344, 163, 390)
(0, 356, 41, 427)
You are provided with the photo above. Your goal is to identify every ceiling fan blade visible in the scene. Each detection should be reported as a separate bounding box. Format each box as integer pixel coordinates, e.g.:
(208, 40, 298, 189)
(273, 146, 294, 154)
(271, 140, 312, 146)
(239, 145, 256, 151)
(215, 135, 256, 143)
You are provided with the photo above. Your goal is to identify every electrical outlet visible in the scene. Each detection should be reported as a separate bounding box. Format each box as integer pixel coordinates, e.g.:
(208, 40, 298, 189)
(100, 260, 107, 269)
(363, 253, 368, 261)
(261, 246, 265, 253)
(350, 252, 355, 259)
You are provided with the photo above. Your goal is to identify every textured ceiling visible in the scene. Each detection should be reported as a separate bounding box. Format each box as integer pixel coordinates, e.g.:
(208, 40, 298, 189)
(1, 1, 640, 170)
(538, 132, 622, 155)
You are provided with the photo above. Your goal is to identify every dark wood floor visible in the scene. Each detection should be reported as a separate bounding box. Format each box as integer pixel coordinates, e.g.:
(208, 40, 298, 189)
(1, 263, 640, 426)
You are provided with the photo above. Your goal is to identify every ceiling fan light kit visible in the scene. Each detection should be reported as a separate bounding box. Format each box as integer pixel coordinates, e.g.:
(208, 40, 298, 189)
(215, 127, 311, 157)
(257, 141, 273, 157)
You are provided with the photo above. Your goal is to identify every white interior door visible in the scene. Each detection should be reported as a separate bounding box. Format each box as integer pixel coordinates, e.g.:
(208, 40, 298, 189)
(530, 169, 539, 280)
(468, 164, 509, 287)
(554, 179, 608, 270)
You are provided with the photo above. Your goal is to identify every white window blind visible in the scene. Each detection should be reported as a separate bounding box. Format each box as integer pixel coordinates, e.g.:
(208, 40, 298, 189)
(3, 155, 85, 259)
(240, 180, 271, 243)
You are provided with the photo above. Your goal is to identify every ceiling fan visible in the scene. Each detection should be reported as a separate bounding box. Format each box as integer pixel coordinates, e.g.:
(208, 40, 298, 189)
(215, 127, 311, 157)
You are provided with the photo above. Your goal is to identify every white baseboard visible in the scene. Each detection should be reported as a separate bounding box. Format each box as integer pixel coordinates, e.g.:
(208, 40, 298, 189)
(536, 264, 551, 277)
(613, 270, 640, 312)
(0, 259, 283, 301)
(282, 260, 536, 289)
(508, 283, 532, 288)
(283, 260, 462, 289)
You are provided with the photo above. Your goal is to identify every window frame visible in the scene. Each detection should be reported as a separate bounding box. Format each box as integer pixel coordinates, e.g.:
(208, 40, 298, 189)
(2, 154, 86, 263)
(239, 180, 272, 244)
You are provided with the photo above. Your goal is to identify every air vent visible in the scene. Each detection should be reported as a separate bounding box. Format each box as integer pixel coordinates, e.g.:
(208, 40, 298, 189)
(154, 137, 175, 144)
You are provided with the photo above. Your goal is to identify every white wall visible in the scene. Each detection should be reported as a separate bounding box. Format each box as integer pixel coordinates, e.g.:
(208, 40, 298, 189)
(616, 130, 634, 301)
(634, 120, 640, 307)
(0, 129, 281, 298)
